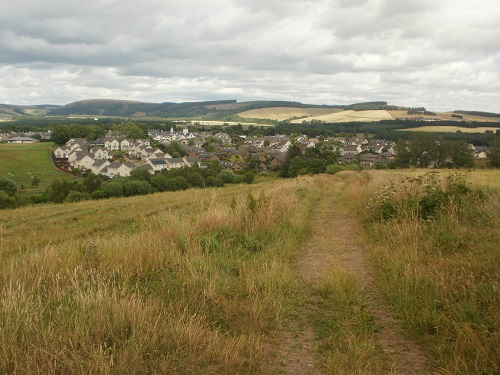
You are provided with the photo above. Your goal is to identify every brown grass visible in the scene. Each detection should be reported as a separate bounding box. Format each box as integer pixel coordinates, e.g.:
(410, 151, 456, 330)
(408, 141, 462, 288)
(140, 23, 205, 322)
(0, 179, 315, 374)
(339, 170, 500, 374)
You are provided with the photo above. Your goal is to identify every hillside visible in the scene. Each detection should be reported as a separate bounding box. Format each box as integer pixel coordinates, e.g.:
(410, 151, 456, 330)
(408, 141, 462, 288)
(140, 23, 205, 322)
(1, 171, 498, 373)
(0, 104, 60, 118)
(2, 99, 499, 124)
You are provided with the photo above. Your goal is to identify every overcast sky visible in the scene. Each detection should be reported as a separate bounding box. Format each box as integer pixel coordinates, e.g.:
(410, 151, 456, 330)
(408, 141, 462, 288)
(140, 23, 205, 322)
(1, 0, 499, 111)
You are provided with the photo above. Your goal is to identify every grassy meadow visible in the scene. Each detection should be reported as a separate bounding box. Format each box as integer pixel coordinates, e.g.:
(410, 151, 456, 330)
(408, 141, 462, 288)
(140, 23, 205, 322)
(0, 179, 317, 374)
(0, 142, 73, 192)
(338, 169, 500, 374)
(1, 169, 498, 373)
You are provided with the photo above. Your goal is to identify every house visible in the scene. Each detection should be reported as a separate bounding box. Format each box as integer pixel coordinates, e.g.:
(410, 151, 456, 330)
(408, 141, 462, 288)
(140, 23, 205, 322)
(473, 146, 489, 159)
(90, 160, 110, 175)
(104, 162, 133, 177)
(68, 151, 87, 166)
(74, 154, 95, 170)
(166, 157, 188, 169)
(338, 154, 357, 165)
(54, 146, 71, 158)
(148, 158, 169, 172)
(8, 137, 39, 144)
(339, 145, 362, 155)
(359, 153, 379, 167)
(90, 147, 109, 160)
(198, 152, 220, 161)
(185, 156, 203, 167)
(105, 139, 121, 151)
(120, 139, 134, 150)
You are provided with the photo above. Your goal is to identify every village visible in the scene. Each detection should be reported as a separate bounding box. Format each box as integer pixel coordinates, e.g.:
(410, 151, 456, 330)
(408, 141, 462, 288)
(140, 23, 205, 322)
(46, 126, 408, 178)
(2, 126, 491, 179)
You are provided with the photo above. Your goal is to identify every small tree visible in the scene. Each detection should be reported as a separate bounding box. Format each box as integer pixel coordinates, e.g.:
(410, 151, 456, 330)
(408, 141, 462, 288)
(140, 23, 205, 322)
(31, 175, 41, 187)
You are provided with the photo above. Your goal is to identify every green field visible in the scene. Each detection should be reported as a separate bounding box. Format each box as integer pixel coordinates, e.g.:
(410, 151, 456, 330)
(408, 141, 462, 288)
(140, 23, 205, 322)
(0, 142, 73, 192)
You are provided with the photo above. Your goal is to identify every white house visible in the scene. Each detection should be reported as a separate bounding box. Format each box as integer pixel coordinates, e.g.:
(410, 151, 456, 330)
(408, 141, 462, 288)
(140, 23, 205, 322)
(148, 158, 168, 171)
(8, 137, 39, 144)
(74, 154, 95, 170)
(90, 160, 110, 175)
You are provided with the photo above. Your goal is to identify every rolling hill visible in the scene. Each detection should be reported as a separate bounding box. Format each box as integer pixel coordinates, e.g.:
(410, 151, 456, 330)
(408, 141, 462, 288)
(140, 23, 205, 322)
(0, 104, 60, 117)
(1, 99, 499, 124)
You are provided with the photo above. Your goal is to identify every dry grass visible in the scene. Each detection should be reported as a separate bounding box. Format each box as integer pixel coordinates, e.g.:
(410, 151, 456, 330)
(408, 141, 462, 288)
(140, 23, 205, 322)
(292, 110, 394, 123)
(339, 170, 500, 374)
(400, 126, 500, 133)
(237, 107, 339, 121)
(388, 110, 500, 123)
(0, 179, 316, 374)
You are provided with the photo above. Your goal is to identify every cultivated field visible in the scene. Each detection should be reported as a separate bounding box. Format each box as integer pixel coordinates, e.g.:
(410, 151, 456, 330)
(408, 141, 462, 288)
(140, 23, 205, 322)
(400, 125, 500, 133)
(0, 142, 72, 191)
(291, 109, 394, 123)
(238, 107, 341, 121)
(389, 110, 500, 122)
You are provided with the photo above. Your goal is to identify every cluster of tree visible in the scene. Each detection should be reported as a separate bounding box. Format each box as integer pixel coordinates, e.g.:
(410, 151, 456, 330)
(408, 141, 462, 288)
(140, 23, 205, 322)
(393, 134, 475, 168)
(489, 138, 500, 168)
(454, 110, 500, 118)
(279, 143, 337, 178)
(50, 122, 149, 145)
(0, 165, 255, 210)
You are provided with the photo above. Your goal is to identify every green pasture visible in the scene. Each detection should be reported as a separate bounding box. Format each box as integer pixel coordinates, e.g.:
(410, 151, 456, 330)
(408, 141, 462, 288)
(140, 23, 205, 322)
(0, 142, 73, 192)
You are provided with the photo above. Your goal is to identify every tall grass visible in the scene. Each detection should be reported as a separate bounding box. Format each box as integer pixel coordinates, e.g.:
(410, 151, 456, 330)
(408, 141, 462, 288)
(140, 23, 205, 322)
(343, 170, 500, 374)
(0, 179, 315, 374)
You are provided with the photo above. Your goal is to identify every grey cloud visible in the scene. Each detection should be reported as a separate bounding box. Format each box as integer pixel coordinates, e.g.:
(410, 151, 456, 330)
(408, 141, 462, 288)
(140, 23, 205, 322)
(0, 0, 499, 112)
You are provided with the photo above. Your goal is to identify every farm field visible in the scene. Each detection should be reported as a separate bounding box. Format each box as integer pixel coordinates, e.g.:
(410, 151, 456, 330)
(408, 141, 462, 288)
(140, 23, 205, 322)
(400, 125, 500, 133)
(0, 171, 498, 373)
(237, 107, 340, 121)
(291, 109, 394, 123)
(0, 142, 73, 192)
(388, 110, 500, 122)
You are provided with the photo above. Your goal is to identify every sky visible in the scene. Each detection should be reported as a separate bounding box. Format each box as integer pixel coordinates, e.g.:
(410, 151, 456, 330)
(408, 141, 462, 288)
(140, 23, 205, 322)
(1, 0, 499, 112)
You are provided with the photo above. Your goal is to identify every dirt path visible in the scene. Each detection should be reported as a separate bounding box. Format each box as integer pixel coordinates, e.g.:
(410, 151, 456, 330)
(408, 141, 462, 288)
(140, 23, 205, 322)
(277, 184, 430, 374)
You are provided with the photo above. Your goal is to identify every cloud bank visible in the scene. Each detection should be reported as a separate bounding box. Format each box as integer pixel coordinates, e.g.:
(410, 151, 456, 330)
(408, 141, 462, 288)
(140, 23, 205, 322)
(1, 0, 499, 111)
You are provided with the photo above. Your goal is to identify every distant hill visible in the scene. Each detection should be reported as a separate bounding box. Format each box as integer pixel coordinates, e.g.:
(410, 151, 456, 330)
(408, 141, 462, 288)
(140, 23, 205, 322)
(0, 104, 60, 117)
(44, 99, 344, 119)
(1, 99, 499, 123)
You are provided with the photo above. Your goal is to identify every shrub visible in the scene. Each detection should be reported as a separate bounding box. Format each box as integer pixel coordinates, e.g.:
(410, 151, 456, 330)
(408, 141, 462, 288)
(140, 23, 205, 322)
(0, 178, 17, 196)
(65, 190, 89, 203)
(218, 170, 236, 184)
(0, 190, 17, 209)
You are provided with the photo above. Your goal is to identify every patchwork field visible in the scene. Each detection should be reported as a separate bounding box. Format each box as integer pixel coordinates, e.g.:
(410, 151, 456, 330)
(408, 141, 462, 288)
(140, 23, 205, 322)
(0, 142, 72, 192)
(237, 107, 341, 121)
(238, 107, 500, 123)
(400, 125, 500, 133)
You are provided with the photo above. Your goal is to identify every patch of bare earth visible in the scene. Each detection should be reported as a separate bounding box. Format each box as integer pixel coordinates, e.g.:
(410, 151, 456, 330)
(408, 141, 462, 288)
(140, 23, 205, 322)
(276, 188, 430, 374)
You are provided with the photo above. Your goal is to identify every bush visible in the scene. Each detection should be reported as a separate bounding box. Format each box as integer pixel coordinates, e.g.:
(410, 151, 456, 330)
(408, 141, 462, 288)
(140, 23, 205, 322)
(0, 190, 17, 209)
(0, 178, 17, 196)
(101, 181, 124, 198)
(122, 180, 154, 197)
(65, 190, 89, 203)
(218, 170, 236, 184)
(243, 172, 255, 184)
(326, 164, 344, 175)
